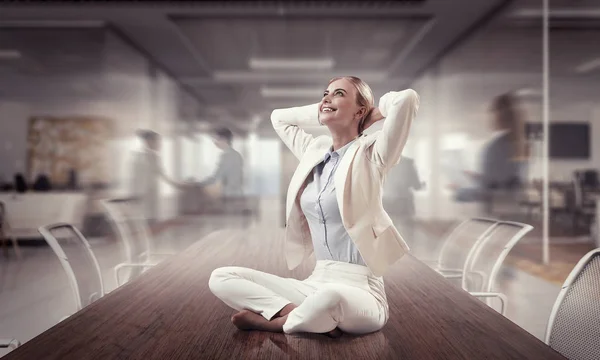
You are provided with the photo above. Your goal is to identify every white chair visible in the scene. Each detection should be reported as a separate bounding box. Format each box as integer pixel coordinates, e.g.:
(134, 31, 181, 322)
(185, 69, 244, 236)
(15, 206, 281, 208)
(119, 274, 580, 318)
(0, 338, 20, 351)
(545, 248, 600, 360)
(38, 223, 104, 314)
(593, 204, 600, 248)
(461, 220, 534, 315)
(101, 198, 172, 287)
(425, 218, 499, 281)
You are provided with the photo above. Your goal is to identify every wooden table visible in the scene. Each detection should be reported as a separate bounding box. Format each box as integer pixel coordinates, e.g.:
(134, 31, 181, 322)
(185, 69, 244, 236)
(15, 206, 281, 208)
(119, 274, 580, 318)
(4, 227, 566, 359)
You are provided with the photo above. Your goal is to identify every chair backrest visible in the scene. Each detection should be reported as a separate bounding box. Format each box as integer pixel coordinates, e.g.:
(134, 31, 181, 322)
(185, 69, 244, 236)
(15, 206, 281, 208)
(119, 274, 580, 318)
(462, 221, 533, 293)
(101, 198, 152, 264)
(0, 338, 20, 350)
(545, 248, 600, 360)
(437, 218, 499, 271)
(38, 223, 104, 311)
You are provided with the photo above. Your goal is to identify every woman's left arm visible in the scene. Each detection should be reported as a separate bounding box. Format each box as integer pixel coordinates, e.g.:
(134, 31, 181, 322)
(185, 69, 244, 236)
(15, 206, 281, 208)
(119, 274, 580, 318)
(368, 89, 420, 170)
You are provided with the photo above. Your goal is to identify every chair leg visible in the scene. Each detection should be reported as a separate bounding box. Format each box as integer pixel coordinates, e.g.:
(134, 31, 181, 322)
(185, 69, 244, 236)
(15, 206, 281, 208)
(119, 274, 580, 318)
(1, 237, 7, 258)
(12, 237, 21, 259)
(470, 292, 508, 316)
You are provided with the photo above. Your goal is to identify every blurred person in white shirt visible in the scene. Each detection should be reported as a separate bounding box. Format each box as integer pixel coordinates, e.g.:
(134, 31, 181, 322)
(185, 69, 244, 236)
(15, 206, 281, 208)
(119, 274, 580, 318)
(130, 129, 190, 224)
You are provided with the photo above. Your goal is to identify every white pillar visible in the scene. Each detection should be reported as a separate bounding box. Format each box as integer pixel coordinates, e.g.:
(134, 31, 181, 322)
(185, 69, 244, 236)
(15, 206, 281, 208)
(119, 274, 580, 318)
(542, 0, 550, 264)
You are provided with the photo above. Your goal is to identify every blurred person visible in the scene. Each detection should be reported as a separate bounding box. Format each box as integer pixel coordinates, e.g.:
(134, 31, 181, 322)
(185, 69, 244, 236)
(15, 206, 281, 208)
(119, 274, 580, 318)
(198, 127, 244, 198)
(384, 156, 423, 218)
(451, 93, 528, 210)
(130, 129, 190, 224)
(449, 94, 529, 284)
(383, 156, 424, 247)
(209, 76, 419, 337)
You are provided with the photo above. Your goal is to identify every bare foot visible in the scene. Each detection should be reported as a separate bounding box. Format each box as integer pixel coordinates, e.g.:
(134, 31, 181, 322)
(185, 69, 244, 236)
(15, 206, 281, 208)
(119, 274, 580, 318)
(325, 327, 343, 338)
(231, 308, 341, 336)
(231, 310, 267, 330)
(276, 303, 297, 318)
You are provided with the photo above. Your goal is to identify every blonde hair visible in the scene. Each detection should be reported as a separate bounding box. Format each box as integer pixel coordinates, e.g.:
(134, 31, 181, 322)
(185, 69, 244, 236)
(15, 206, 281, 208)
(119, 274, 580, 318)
(328, 76, 374, 134)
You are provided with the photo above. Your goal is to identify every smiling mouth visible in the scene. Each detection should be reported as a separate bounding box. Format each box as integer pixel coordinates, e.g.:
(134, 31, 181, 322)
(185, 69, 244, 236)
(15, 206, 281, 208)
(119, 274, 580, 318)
(321, 107, 336, 113)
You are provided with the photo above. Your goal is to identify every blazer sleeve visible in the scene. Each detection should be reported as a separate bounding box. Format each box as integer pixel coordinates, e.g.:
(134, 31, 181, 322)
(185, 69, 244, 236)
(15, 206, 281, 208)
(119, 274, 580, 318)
(369, 89, 420, 170)
(271, 103, 321, 160)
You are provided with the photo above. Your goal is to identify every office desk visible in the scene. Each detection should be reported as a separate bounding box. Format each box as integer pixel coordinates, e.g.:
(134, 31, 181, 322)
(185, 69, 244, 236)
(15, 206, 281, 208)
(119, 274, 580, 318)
(4, 227, 565, 360)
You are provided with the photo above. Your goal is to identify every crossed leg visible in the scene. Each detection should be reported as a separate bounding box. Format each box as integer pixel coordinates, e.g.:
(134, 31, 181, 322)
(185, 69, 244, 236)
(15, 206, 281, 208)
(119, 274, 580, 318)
(209, 267, 315, 332)
(209, 267, 383, 336)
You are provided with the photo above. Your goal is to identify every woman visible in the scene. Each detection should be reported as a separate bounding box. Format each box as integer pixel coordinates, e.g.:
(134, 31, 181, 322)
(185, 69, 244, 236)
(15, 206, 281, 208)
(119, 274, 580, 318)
(453, 93, 528, 207)
(473, 93, 527, 188)
(209, 76, 419, 337)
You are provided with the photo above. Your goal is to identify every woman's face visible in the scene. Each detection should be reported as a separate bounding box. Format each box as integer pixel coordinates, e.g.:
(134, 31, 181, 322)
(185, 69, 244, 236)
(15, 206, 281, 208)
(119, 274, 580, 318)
(318, 79, 365, 130)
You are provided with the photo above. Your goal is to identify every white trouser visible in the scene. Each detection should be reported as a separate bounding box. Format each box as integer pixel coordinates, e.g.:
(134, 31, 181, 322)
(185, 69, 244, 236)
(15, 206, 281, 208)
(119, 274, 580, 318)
(209, 260, 389, 334)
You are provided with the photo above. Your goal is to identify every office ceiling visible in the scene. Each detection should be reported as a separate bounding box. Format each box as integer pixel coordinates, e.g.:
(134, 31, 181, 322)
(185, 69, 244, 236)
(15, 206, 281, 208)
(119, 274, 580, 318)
(0, 1, 598, 135)
(436, 0, 600, 121)
(0, 0, 512, 134)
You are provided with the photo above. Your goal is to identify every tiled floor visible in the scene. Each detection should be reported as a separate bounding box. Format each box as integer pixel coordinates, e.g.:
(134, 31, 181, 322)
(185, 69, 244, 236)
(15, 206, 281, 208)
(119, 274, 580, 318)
(0, 213, 563, 357)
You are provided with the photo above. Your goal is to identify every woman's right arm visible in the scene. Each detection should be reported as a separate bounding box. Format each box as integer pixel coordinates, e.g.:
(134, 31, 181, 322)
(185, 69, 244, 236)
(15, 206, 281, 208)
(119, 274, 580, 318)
(271, 103, 321, 160)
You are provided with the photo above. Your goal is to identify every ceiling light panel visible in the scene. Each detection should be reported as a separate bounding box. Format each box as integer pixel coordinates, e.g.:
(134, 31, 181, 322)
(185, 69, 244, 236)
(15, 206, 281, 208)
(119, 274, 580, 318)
(249, 58, 335, 71)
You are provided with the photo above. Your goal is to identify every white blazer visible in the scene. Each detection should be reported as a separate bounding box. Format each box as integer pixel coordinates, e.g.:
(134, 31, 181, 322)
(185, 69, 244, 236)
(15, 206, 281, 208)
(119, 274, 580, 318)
(271, 89, 420, 276)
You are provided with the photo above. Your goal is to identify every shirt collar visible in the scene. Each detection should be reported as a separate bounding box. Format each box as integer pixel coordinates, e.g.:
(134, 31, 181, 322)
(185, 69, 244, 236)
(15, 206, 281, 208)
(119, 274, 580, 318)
(323, 138, 357, 162)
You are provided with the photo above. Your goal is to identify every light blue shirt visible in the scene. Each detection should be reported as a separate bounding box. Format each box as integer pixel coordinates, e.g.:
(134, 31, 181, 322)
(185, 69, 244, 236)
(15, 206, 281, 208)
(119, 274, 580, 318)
(300, 139, 366, 266)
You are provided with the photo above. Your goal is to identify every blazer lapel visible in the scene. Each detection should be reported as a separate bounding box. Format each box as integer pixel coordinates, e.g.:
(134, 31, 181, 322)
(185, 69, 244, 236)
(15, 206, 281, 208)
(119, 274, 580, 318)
(286, 146, 329, 221)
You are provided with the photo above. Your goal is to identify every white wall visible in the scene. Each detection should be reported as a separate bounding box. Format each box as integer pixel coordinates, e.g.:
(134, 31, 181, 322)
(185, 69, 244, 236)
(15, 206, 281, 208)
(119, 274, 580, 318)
(0, 101, 29, 182)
